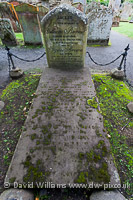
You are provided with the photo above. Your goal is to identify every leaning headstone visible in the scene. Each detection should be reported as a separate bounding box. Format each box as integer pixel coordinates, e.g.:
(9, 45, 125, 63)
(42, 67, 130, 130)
(72, 2, 83, 12)
(0, 2, 21, 32)
(86, 2, 113, 46)
(15, 3, 43, 45)
(120, 2, 133, 22)
(0, 189, 34, 200)
(38, 5, 49, 22)
(42, 4, 88, 69)
(0, 18, 17, 46)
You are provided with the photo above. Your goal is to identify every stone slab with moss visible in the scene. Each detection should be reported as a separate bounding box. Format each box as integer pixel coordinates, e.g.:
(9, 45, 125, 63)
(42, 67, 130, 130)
(5, 67, 120, 187)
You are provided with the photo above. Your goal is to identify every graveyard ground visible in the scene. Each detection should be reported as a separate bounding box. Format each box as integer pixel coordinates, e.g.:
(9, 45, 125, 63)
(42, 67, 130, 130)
(0, 70, 132, 200)
(112, 22, 133, 39)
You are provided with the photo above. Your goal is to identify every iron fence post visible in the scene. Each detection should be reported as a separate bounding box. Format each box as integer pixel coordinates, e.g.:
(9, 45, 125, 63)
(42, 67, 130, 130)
(118, 44, 130, 70)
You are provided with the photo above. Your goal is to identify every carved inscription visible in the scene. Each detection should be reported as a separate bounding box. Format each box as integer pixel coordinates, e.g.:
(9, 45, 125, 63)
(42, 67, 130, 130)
(42, 5, 88, 69)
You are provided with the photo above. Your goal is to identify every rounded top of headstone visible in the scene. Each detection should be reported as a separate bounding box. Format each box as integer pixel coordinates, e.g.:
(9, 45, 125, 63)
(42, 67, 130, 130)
(41, 4, 88, 27)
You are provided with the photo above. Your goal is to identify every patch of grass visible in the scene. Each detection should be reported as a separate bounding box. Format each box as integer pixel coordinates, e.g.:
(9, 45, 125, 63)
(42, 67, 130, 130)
(92, 74, 133, 198)
(112, 22, 133, 39)
(0, 72, 41, 191)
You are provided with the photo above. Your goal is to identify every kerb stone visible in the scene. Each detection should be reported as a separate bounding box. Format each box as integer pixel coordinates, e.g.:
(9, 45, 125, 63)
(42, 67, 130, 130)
(5, 67, 120, 188)
(41, 4, 88, 69)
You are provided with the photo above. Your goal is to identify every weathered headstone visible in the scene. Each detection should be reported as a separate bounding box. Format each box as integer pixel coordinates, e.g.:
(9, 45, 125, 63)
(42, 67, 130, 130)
(112, 10, 121, 27)
(120, 2, 133, 22)
(38, 5, 49, 22)
(86, 2, 113, 46)
(73, 0, 86, 13)
(0, 2, 21, 32)
(15, 3, 43, 45)
(0, 18, 17, 46)
(108, 0, 121, 12)
(42, 4, 88, 69)
(72, 2, 83, 12)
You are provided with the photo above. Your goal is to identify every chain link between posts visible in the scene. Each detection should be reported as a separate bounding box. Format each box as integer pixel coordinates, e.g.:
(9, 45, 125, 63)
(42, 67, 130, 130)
(5, 44, 132, 87)
(86, 44, 132, 88)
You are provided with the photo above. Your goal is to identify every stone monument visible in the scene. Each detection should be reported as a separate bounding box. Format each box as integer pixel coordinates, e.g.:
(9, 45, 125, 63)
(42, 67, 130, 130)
(0, 2, 21, 32)
(38, 5, 49, 22)
(120, 2, 133, 22)
(42, 4, 88, 69)
(0, 18, 17, 46)
(86, 2, 113, 46)
(72, 2, 83, 12)
(15, 3, 43, 45)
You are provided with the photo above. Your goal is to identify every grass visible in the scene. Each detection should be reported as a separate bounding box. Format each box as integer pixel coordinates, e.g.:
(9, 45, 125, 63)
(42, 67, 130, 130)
(112, 22, 133, 39)
(92, 74, 133, 199)
(0, 71, 41, 193)
(0, 71, 133, 199)
(0, 32, 44, 48)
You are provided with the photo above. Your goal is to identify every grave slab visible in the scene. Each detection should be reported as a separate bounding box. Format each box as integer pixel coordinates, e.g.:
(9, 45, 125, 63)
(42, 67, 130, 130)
(15, 3, 43, 45)
(5, 67, 120, 188)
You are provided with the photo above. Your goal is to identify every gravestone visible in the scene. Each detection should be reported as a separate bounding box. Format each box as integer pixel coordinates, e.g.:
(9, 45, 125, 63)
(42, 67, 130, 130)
(42, 4, 88, 69)
(86, 2, 113, 45)
(0, 18, 17, 46)
(112, 10, 121, 27)
(0, 2, 21, 32)
(49, 0, 72, 10)
(15, 3, 43, 45)
(38, 5, 49, 22)
(120, 2, 133, 22)
(108, 0, 121, 12)
(72, 2, 83, 12)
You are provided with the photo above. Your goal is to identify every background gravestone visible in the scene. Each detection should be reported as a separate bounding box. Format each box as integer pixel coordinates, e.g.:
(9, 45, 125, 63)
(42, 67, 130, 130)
(0, 2, 21, 32)
(0, 18, 17, 46)
(120, 2, 133, 22)
(49, 0, 72, 10)
(42, 4, 88, 69)
(15, 3, 43, 45)
(86, 2, 113, 46)
(72, 2, 83, 12)
(38, 5, 49, 22)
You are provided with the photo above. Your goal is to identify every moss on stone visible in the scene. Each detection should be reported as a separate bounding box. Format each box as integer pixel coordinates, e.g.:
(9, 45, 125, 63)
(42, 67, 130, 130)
(87, 96, 98, 109)
(76, 172, 88, 183)
(23, 156, 50, 183)
(9, 177, 16, 183)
